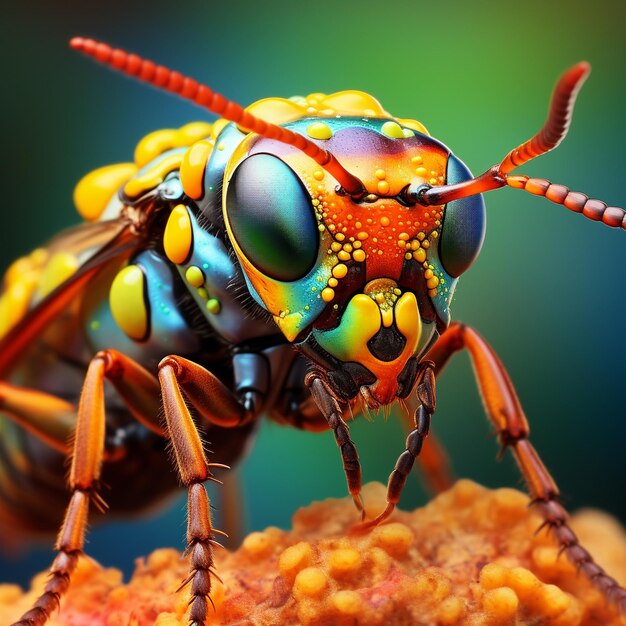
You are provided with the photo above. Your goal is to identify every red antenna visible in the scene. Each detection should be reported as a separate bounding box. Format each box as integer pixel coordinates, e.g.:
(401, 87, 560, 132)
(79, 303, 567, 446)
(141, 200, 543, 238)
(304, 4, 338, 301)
(70, 37, 365, 196)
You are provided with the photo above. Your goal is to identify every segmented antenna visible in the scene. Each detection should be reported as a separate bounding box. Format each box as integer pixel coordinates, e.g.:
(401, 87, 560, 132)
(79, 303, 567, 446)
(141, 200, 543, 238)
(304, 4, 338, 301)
(409, 62, 624, 229)
(498, 62, 590, 175)
(70, 37, 365, 196)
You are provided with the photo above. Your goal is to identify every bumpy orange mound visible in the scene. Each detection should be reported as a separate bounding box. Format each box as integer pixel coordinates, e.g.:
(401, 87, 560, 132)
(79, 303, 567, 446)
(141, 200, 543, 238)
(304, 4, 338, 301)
(2, 481, 626, 626)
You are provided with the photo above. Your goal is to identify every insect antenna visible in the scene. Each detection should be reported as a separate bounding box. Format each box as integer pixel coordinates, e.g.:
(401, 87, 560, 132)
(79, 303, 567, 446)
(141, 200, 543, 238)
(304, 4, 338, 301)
(70, 37, 365, 197)
(406, 63, 625, 229)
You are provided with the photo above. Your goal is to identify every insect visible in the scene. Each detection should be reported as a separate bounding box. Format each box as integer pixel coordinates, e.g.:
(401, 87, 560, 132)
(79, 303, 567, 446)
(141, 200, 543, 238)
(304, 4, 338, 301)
(1, 36, 624, 626)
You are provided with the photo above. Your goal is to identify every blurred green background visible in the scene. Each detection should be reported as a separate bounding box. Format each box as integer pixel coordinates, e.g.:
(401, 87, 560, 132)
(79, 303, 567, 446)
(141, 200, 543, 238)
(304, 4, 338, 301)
(1, 0, 625, 586)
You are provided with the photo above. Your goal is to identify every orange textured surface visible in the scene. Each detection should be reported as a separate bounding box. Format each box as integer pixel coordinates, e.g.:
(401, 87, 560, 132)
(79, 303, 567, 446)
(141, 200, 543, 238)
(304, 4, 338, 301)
(2, 480, 626, 626)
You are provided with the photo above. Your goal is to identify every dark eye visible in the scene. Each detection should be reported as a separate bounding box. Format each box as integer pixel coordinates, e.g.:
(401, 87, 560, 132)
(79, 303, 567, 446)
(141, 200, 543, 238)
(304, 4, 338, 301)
(226, 154, 319, 282)
(439, 153, 486, 277)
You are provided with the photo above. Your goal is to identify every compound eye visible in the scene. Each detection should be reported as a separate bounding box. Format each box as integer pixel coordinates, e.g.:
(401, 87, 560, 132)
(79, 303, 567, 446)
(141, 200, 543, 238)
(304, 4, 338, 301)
(226, 154, 319, 282)
(439, 153, 486, 277)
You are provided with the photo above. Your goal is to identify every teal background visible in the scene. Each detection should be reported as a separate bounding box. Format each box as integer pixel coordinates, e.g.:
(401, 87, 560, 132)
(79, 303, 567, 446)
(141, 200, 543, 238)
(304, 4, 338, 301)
(1, 0, 625, 586)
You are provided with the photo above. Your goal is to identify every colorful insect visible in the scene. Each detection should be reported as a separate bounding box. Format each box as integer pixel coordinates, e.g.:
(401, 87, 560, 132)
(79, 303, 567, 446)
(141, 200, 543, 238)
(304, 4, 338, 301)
(1, 36, 624, 625)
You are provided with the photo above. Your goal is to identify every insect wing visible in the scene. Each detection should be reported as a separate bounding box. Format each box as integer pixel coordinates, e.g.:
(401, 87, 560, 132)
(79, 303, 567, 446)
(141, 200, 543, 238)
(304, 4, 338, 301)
(0, 220, 139, 377)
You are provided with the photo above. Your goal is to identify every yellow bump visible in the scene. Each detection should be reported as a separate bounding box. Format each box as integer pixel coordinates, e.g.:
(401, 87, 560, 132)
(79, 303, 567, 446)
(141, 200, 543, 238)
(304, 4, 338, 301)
(313, 170, 324, 180)
(322, 288, 335, 302)
(134, 129, 179, 167)
(411, 155, 423, 164)
(371, 522, 414, 557)
(380, 216, 390, 227)
(424, 269, 434, 279)
(197, 287, 208, 299)
(74, 163, 138, 222)
(164, 205, 192, 264)
(426, 276, 439, 290)
(36, 252, 80, 299)
(180, 140, 213, 200)
(109, 265, 148, 341)
(242, 531, 274, 559)
(381, 308, 394, 328)
(306, 122, 333, 140)
(328, 277, 338, 287)
(185, 266, 204, 287)
(403, 128, 415, 137)
(124, 153, 183, 198)
(381, 121, 405, 138)
(335, 233, 345, 241)
(327, 548, 362, 577)
(353, 249, 366, 262)
(413, 249, 427, 263)
(416, 166, 428, 177)
(482, 587, 519, 619)
(177, 121, 213, 144)
(357, 231, 369, 240)
(338, 250, 351, 261)
(206, 298, 221, 314)
(331, 590, 362, 615)
(507, 567, 541, 601)
(293, 567, 328, 598)
(279, 542, 314, 580)
(398, 232, 409, 241)
(377, 180, 390, 195)
(332, 263, 348, 279)
(396, 117, 429, 135)
(330, 242, 342, 252)
(438, 596, 465, 624)
(375, 169, 386, 180)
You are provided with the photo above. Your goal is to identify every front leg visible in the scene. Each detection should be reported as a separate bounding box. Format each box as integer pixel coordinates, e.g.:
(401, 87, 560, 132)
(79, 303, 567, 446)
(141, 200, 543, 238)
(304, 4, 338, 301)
(425, 322, 626, 613)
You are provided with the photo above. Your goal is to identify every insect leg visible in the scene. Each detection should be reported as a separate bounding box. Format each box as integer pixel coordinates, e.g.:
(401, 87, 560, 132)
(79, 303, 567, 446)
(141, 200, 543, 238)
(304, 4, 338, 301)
(158, 355, 252, 626)
(357, 364, 436, 531)
(306, 375, 365, 517)
(12, 356, 110, 626)
(424, 322, 626, 613)
(0, 381, 74, 453)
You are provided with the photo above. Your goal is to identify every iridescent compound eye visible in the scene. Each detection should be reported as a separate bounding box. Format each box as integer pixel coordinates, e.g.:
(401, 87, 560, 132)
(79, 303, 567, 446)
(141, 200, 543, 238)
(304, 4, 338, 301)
(438, 153, 487, 278)
(226, 154, 319, 282)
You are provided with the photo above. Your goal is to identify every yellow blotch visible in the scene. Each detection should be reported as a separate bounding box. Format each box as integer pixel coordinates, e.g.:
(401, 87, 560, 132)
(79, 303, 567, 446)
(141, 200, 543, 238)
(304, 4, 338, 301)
(0, 273, 38, 338)
(109, 265, 148, 341)
(185, 266, 204, 288)
(124, 153, 183, 199)
(134, 129, 179, 168)
(396, 117, 429, 135)
(395, 292, 421, 353)
(245, 97, 308, 125)
(320, 91, 387, 117)
(36, 252, 79, 299)
(164, 205, 193, 265)
(133, 123, 212, 167)
(353, 249, 366, 262)
(180, 140, 213, 200)
(73, 163, 138, 222)
(322, 287, 335, 302)
(306, 122, 333, 140)
(293, 567, 328, 598)
(381, 121, 405, 139)
(332, 263, 348, 279)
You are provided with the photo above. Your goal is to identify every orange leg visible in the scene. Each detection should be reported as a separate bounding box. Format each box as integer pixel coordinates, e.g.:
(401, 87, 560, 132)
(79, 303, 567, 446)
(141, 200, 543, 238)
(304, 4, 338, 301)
(12, 355, 109, 626)
(425, 322, 626, 612)
(11, 349, 166, 626)
(158, 355, 244, 625)
(0, 381, 75, 454)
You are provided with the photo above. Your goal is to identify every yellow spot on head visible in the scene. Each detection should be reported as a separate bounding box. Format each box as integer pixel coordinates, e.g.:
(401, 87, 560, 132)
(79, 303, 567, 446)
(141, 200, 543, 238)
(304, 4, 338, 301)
(164, 205, 193, 264)
(381, 121, 405, 138)
(322, 287, 335, 302)
(353, 249, 366, 262)
(377, 180, 390, 195)
(313, 170, 324, 181)
(332, 263, 348, 279)
(306, 122, 333, 140)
